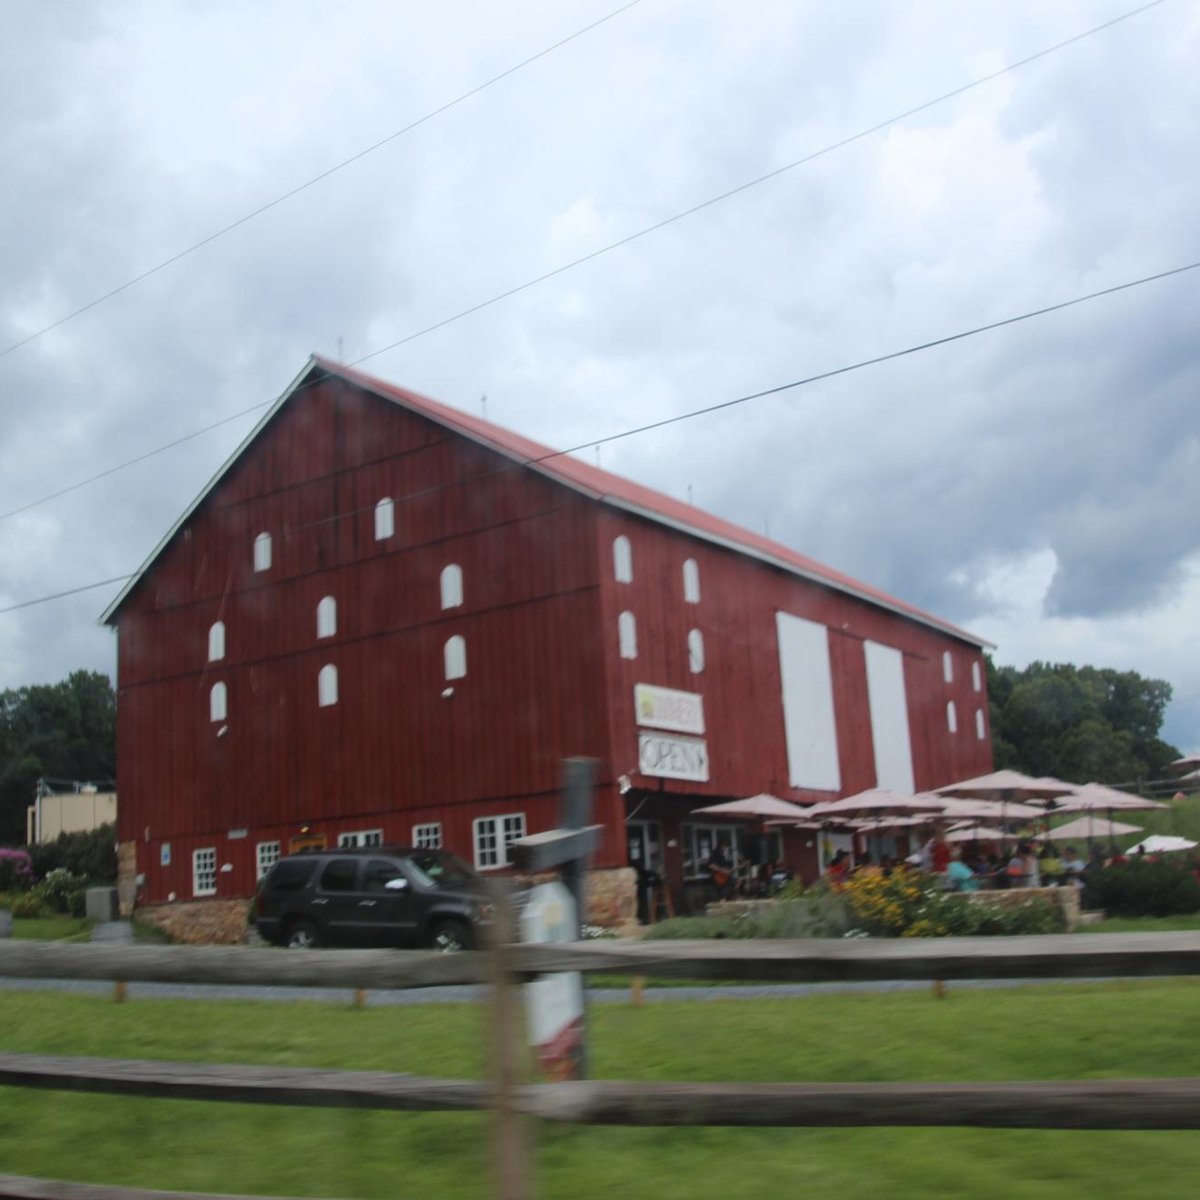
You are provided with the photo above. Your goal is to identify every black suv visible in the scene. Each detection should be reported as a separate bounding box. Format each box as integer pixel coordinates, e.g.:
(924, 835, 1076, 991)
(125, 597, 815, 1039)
(255, 847, 492, 951)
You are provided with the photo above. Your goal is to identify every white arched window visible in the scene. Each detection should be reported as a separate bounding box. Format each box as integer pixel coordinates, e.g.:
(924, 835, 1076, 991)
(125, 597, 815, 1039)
(374, 497, 394, 541)
(253, 532, 272, 573)
(318, 664, 338, 708)
(618, 611, 637, 660)
(317, 596, 337, 639)
(444, 635, 467, 681)
(942, 651, 954, 684)
(209, 681, 227, 723)
(683, 558, 701, 604)
(688, 628, 705, 674)
(613, 535, 633, 584)
(207, 621, 225, 663)
(975, 708, 986, 740)
(972, 660, 983, 692)
(440, 564, 463, 610)
(947, 700, 958, 734)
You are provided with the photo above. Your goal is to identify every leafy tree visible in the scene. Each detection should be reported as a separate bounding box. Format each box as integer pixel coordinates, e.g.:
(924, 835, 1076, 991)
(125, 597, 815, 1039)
(986, 657, 1180, 785)
(0, 671, 115, 844)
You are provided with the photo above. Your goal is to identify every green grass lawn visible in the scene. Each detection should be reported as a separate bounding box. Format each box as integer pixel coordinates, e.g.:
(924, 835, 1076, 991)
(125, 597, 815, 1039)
(10, 915, 92, 941)
(1080, 913, 1200, 933)
(0, 980, 1198, 1198)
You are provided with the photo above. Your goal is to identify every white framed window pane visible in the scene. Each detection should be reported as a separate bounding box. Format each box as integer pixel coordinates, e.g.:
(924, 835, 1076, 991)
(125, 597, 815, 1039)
(209, 681, 227, 723)
(255, 841, 280, 880)
(207, 621, 225, 662)
(318, 664, 338, 707)
(338, 829, 383, 848)
(975, 708, 986, 740)
(412, 823, 443, 849)
(947, 700, 958, 734)
(444, 635, 467, 680)
(440, 564, 463, 610)
(253, 532, 272, 572)
(613, 535, 632, 583)
(688, 628, 705, 673)
(972, 661, 983, 692)
(683, 558, 700, 603)
(474, 817, 499, 869)
(943, 651, 954, 684)
(317, 596, 337, 639)
(374, 497, 395, 541)
(193, 848, 217, 896)
(618, 611, 637, 659)
(501, 814, 526, 862)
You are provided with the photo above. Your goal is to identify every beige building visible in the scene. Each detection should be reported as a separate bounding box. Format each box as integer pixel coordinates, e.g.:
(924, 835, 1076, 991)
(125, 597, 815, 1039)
(27, 788, 117, 843)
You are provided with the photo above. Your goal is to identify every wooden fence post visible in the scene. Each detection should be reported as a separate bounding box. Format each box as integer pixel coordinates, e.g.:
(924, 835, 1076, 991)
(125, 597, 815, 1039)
(487, 880, 530, 1200)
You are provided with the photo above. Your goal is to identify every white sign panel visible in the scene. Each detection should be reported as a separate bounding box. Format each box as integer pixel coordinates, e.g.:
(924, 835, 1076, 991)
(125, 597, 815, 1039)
(864, 640, 915, 794)
(521, 881, 585, 1081)
(634, 683, 705, 734)
(638, 731, 710, 782)
(775, 612, 841, 791)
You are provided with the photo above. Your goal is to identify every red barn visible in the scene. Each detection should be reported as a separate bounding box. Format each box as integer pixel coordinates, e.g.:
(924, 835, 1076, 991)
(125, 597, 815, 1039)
(103, 357, 992, 929)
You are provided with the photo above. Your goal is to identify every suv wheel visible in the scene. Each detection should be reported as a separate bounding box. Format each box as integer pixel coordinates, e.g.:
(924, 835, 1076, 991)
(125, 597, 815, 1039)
(429, 918, 473, 953)
(285, 919, 321, 950)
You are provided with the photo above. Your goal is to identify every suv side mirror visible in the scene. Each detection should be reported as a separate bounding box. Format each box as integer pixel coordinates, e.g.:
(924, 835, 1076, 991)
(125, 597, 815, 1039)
(384, 877, 409, 891)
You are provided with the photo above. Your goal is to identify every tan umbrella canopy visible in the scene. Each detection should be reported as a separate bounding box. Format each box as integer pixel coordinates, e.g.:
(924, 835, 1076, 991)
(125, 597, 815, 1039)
(1047, 815, 1142, 842)
(806, 788, 947, 821)
(691, 794, 815, 820)
(936, 769, 1076, 802)
(1168, 755, 1200, 774)
(934, 795, 1046, 823)
(1127, 834, 1198, 854)
(946, 824, 1018, 843)
(1052, 783, 1168, 813)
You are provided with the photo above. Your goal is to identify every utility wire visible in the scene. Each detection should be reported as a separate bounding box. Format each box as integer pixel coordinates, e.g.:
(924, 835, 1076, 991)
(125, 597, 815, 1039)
(0, 0, 646, 362)
(3, 255, 1195, 617)
(0, 0, 1169, 525)
(350, 0, 1171, 366)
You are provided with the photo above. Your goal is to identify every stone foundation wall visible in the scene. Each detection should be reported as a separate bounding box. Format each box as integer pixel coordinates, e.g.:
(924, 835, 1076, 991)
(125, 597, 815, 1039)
(137, 899, 251, 945)
(116, 841, 138, 918)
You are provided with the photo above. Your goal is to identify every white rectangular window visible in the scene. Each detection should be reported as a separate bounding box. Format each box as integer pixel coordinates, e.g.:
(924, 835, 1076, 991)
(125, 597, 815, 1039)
(683, 558, 700, 604)
(775, 612, 841, 791)
(473, 812, 526, 870)
(618, 611, 637, 659)
(947, 700, 958, 734)
(972, 660, 983, 692)
(613, 535, 632, 583)
(864, 641, 915, 794)
(253, 532, 272, 573)
(374, 497, 394, 541)
(192, 847, 217, 897)
(942, 651, 954, 684)
(255, 840, 281, 880)
(976, 708, 986, 740)
(412, 822, 443, 849)
(338, 829, 383, 848)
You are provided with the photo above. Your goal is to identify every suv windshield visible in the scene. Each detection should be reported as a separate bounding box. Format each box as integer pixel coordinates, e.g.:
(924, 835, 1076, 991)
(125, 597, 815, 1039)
(405, 850, 477, 889)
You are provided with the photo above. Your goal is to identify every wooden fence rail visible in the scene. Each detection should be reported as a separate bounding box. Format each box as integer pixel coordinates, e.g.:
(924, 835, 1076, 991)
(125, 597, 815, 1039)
(3, 931, 1199, 989)
(2, 932, 1200, 1198)
(2, 1051, 1199, 1131)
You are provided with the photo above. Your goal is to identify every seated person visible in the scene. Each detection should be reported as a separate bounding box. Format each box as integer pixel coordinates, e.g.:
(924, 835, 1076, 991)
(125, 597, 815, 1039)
(706, 844, 735, 899)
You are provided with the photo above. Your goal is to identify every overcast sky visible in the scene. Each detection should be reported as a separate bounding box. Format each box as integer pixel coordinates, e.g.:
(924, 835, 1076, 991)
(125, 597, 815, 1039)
(1, 0, 1196, 759)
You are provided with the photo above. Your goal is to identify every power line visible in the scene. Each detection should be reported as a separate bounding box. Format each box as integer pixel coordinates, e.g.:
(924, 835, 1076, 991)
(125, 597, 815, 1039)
(350, 0, 1171, 367)
(0, 0, 646, 363)
(4, 255, 1195, 617)
(0, 0, 1169, 526)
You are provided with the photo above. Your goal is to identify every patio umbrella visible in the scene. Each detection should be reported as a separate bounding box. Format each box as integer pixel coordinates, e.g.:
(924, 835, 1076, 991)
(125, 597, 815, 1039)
(936, 769, 1076, 833)
(1053, 783, 1167, 813)
(1126, 834, 1198, 855)
(1168, 755, 1200, 774)
(690, 794, 815, 876)
(933, 795, 1045, 823)
(1045, 816, 1142, 842)
(691, 794, 815, 820)
(945, 824, 1017, 843)
(806, 788, 948, 821)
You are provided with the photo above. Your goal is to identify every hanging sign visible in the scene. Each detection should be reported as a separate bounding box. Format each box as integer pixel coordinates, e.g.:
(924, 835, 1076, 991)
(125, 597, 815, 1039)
(638, 730, 710, 782)
(634, 683, 705, 734)
(521, 880, 585, 1081)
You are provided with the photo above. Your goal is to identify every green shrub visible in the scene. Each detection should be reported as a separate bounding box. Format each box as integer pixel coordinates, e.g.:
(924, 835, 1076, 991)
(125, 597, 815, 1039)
(1084, 860, 1200, 917)
(10, 891, 49, 918)
(34, 867, 89, 917)
(30, 824, 117, 884)
(0, 848, 35, 893)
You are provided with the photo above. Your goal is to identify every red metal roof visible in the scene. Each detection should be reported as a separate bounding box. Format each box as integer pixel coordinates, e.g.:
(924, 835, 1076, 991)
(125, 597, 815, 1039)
(320, 356, 989, 648)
